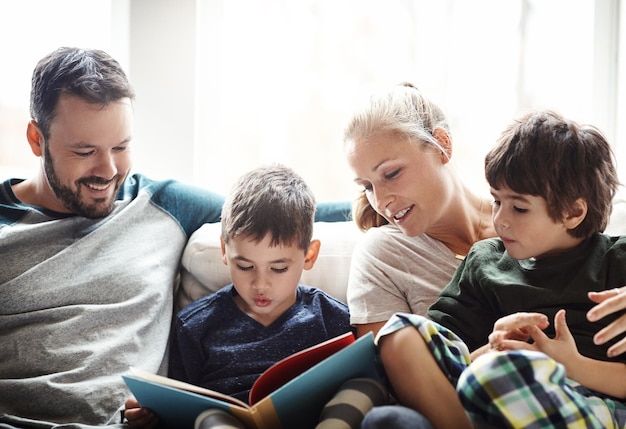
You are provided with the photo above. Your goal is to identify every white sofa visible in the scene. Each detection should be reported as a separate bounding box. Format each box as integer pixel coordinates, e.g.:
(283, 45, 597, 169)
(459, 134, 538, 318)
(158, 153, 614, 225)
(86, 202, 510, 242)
(178, 189, 626, 310)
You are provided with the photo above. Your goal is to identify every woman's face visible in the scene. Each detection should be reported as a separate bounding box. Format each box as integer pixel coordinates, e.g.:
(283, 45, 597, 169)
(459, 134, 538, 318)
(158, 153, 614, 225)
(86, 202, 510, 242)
(345, 131, 452, 237)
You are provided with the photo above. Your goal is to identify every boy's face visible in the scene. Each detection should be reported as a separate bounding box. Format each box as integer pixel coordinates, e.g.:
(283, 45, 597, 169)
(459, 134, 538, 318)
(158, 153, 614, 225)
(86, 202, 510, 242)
(221, 233, 314, 326)
(490, 185, 582, 260)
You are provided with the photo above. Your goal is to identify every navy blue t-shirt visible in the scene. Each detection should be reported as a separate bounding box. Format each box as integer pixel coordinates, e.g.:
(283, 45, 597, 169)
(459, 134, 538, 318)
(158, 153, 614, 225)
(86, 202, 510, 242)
(169, 284, 352, 403)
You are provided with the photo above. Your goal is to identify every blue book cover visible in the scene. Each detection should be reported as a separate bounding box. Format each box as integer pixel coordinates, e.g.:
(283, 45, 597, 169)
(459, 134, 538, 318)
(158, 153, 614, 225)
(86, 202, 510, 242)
(123, 332, 380, 429)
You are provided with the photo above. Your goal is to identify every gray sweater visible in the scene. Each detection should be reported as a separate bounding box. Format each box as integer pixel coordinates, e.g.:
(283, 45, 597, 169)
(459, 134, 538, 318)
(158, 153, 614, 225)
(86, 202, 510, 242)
(0, 174, 223, 426)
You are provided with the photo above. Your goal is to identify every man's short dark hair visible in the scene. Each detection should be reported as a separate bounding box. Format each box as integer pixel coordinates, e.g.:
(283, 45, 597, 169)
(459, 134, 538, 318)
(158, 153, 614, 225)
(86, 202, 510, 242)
(30, 47, 135, 140)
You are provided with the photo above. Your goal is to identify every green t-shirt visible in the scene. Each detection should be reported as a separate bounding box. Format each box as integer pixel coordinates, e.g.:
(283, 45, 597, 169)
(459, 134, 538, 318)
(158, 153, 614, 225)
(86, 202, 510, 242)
(429, 233, 626, 363)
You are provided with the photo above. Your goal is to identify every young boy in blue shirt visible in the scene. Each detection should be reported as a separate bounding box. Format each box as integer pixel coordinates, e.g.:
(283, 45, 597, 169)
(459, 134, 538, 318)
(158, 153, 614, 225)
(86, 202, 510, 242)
(170, 164, 352, 403)
(126, 164, 386, 429)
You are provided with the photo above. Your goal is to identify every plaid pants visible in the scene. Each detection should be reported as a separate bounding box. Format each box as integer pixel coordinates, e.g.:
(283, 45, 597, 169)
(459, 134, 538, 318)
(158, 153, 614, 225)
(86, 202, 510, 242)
(377, 313, 626, 429)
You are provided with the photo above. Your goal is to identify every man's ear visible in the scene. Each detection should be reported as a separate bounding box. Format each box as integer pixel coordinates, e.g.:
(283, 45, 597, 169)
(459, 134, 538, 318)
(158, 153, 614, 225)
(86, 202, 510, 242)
(303, 239, 321, 271)
(220, 236, 228, 265)
(563, 198, 587, 229)
(432, 127, 452, 163)
(26, 119, 44, 157)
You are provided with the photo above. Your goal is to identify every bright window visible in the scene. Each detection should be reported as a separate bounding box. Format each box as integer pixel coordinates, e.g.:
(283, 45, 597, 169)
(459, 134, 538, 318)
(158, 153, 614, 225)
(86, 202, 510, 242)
(194, 0, 599, 198)
(0, 0, 122, 177)
(1, 0, 621, 202)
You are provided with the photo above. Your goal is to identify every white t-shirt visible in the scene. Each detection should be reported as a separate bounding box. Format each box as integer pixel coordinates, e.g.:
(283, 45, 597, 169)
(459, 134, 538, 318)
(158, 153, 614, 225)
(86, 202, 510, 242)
(347, 224, 462, 325)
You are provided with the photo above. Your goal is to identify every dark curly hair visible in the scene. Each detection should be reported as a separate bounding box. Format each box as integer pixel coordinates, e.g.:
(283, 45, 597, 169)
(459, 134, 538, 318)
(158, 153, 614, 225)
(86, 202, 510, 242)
(485, 110, 620, 238)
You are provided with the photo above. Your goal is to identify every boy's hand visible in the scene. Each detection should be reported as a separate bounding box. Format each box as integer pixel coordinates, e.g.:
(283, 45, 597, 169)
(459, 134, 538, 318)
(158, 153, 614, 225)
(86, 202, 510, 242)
(587, 286, 626, 357)
(489, 310, 581, 368)
(487, 312, 549, 351)
(124, 397, 159, 428)
(525, 309, 580, 363)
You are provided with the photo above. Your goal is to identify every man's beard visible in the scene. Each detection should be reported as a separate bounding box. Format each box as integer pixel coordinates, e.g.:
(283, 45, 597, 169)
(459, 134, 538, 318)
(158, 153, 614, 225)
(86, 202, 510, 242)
(44, 145, 121, 218)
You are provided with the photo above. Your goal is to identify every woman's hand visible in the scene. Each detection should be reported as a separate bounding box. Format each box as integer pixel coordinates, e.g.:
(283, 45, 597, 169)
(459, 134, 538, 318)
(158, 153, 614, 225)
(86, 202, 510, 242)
(587, 286, 626, 357)
(124, 397, 159, 429)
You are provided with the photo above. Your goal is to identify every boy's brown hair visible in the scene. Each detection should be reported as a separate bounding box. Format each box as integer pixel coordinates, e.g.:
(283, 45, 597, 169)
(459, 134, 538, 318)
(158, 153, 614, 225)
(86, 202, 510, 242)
(221, 164, 316, 252)
(485, 110, 620, 238)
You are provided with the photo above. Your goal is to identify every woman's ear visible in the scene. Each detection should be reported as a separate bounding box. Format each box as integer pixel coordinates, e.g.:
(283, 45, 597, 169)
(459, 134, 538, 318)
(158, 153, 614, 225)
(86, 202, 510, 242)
(563, 198, 587, 229)
(26, 119, 44, 157)
(432, 127, 452, 163)
(303, 239, 321, 270)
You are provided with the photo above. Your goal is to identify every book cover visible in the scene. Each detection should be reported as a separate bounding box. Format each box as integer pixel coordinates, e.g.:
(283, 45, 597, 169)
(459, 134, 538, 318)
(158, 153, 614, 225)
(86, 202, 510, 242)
(123, 331, 380, 429)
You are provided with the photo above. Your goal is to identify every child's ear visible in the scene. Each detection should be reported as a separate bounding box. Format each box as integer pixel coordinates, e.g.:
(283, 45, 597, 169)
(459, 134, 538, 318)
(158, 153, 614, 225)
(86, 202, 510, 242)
(220, 236, 228, 265)
(563, 198, 587, 229)
(303, 239, 321, 271)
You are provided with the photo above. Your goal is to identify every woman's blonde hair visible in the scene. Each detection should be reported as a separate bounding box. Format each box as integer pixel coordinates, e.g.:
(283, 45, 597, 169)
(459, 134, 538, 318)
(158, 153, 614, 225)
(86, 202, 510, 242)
(344, 83, 451, 231)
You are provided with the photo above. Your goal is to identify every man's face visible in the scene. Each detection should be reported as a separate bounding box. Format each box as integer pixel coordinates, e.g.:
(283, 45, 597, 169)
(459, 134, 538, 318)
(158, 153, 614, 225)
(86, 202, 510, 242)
(42, 95, 133, 218)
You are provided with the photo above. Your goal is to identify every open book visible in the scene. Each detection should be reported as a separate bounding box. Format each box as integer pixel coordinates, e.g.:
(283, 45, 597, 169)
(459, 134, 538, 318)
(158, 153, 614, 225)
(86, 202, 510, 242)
(123, 331, 381, 429)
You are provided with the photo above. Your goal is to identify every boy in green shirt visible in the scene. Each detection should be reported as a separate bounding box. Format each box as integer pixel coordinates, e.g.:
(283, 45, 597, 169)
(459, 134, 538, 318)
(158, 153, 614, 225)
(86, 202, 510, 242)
(375, 110, 626, 428)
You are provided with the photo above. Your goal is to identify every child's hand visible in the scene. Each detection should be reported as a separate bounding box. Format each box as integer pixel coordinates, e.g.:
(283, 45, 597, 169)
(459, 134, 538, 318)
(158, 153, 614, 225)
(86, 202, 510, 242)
(587, 286, 626, 357)
(488, 310, 581, 369)
(524, 309, 580, 364)
(124, 397, 159, 428)
(487, 312, 549, 351)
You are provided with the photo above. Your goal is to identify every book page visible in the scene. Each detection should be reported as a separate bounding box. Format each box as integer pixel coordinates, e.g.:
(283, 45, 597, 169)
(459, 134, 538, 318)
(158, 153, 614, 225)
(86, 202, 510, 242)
(253, 332, 379, 429)
(127, 367, 249, 409)
(249, 331, 355, 404)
